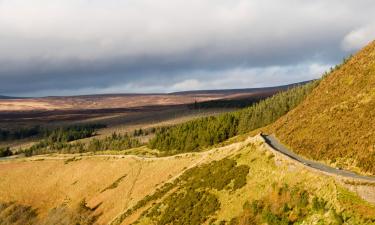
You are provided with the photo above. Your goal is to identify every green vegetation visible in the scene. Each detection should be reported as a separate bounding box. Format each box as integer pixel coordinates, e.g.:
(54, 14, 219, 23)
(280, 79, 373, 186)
(132, 144, 375, 225)
(111, 182, 176, 225)
(44, 124, 105, 143)
(0, 126, 42, 142)
(233, 183, 375, 225)
(149, 114, 239, 153)
(87, 133, 141, 152)
(0, 146, 12, 157)
(112, 158, 250, 225)
(188, 97, 266, 109)
(0, 124, 105, 142)
(133, 128, 156, 137)
(23, 131, 141, 156)
(179, 158, 249, 191)
(157, 189, 220, 225)
(237, 184, 320, 224)
(272, 41, 375, 174)
(144, 159, 247, 224)
(22, 124, 106, 156)
(149, 81, 319, 153)
(143, 159, 249, 225)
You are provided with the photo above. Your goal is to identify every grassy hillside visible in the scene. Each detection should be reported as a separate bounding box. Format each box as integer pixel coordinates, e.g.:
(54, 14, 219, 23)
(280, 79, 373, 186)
(0, 137, 374, 225)
(127, 142, 375, 225)
(0, 154, 205, 224)
(0, 136, 246, 225)
(270, 41, 375, 175)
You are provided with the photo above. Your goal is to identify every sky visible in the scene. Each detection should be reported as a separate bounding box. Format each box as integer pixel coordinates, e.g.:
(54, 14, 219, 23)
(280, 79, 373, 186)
(1, 0, 375, 97)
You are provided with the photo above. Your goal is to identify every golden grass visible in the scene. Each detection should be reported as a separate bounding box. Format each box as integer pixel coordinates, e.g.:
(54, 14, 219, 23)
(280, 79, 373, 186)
(1, 135, 374, 224)
(270, 40, 375, 175)
(0, 134, 252, 224)
(204, 143, 375, 223)
(134, 138, 375, 224)
(0, 154, 203, 224)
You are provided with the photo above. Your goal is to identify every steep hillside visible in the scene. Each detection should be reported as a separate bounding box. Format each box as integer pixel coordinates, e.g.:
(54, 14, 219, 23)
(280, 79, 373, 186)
(271, 41, 375, 174)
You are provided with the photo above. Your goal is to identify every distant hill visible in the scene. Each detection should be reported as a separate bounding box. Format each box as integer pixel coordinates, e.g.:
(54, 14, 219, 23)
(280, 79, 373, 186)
(0, 95, 20, 99)
(171, 81, 311, 95)
(0, 83, 306, 112)
(271, 40, 375, 175)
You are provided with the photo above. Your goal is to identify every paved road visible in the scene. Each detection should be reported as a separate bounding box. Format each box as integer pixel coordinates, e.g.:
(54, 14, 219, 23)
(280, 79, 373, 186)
(263, 134, 375, 182)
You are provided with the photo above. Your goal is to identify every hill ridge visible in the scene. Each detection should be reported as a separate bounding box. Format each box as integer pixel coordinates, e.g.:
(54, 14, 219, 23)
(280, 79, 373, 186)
(271, 40, 375, 175)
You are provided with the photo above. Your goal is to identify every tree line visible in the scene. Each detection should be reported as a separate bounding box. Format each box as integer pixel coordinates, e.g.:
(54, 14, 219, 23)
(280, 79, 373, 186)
(23, 131, 141, 156)
(149, 80, 319, 153)
(21, 124, 105, 156)
(0, 124, 106, 143)
(0, 126, 42, 142)
(86, 133, 141, 152)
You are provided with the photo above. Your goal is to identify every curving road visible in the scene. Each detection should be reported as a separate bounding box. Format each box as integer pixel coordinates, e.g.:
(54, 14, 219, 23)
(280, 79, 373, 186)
(263, 134, 375, 182)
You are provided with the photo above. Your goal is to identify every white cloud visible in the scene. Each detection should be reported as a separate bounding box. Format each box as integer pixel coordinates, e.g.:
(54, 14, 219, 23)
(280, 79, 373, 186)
(171, 79, 203, 91)
(341, 24, 375, 51)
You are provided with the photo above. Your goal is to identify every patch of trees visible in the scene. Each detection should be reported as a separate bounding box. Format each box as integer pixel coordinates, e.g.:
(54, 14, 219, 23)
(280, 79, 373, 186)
(0, 124, 106, 144)
(188, 97, 265, 109)
(149, 81, 319, 153)
(44, 124, 105, 143)
(133, 127, 156, 137)
(0, 126, 42, 141)
(149, 114, 239, 153)
(87, 133, 141, 152)
(0, 146, 12, 157)
(23, 131, 141, 156)
(21, 124, 106, 156)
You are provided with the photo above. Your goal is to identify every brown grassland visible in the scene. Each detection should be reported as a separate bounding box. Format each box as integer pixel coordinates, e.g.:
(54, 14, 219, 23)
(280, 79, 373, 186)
(1, 136, 374, 225)
(0, 136, 247, 224)
(270, 40, 375, 175)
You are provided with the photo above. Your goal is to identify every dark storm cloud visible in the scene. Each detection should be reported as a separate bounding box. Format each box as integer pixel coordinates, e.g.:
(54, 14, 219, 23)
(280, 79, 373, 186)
(0, 0, 375, 96)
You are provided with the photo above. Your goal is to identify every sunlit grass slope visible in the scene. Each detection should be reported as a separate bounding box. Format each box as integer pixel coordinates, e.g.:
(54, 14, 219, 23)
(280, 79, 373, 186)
(133, 142, 375, 225)
(271, 40, 375, 175)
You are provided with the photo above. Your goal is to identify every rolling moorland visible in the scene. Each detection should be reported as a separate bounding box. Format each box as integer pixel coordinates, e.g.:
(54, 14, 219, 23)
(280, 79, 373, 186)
(0, 42, 375, 224)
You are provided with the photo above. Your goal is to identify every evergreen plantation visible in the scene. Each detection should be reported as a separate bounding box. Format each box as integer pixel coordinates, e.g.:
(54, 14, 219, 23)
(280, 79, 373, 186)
(149, 80, 319, 153)
(23, 132, 140, 156)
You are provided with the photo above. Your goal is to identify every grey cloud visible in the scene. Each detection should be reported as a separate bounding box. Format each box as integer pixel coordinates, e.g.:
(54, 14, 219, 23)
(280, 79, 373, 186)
(0, 0, 375, 96)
